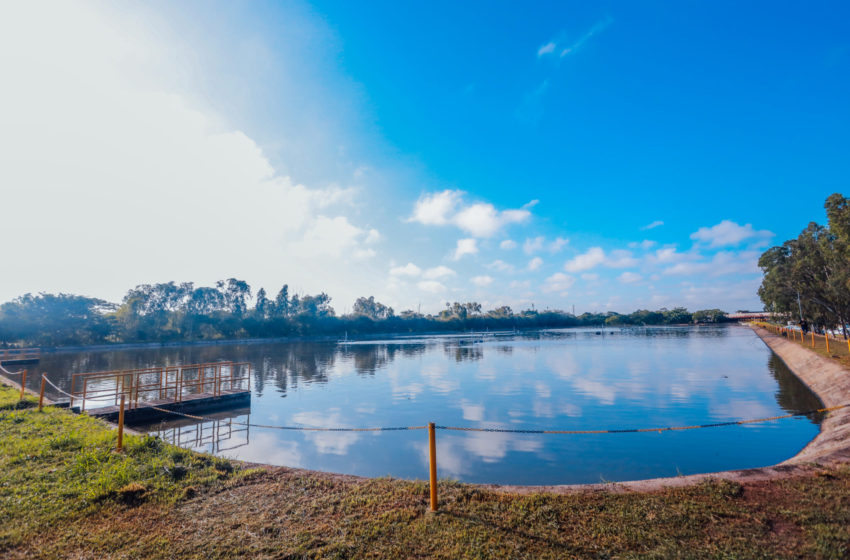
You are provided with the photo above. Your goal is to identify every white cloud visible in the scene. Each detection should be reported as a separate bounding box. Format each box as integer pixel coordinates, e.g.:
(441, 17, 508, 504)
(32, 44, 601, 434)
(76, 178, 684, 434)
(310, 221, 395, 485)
(652, 247, 685, 264)
(408, 190, 462, 226)
(288, 216, 367, 259)
(549, 237, 569, 253)
(563, 247, 637, 272)
(528, 257, 543, 271)
(453, 203, 531, 237)
(460, 400, 485, 422)
(628, 240, 656, 250)
(353, 248, 376, 260)
(523, 236, 545, 254)
(537, 42, 556, 57)
(606, 249, 638, 268)
(690, 220, 773, 248)
(452, 238, 478, 260)
(500, 239, 517, 250)
(581, 273, 599, 281)
(662, 250, 760, 277)
(471, 275, 494, 287)
(389, 263, 422, 277)
(563, 247, 606, 272)
(510, 280, 531, 289)
(542, 272, 575, 293)
(417, 280, 447, 293)
(486, 260, 515, 273)
(409, 190, 532, 237)
(540, 18, 613, 59)
(663, 262, 707, 276)
(618, 272, 642, 284)
(0, 2, 380, 304)
(641, 220, 664, 230)
(422, 266, 455, 280)
(364, 229, 381, 244)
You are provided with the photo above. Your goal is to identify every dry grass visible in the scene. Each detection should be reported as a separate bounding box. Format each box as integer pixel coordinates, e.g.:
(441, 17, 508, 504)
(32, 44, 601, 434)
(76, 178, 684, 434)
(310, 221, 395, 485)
(2, 384, 849, 559)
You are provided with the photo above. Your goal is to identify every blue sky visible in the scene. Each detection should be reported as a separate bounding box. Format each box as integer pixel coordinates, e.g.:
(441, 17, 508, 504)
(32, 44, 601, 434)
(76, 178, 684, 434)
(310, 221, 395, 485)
(1, 1, 848, 313)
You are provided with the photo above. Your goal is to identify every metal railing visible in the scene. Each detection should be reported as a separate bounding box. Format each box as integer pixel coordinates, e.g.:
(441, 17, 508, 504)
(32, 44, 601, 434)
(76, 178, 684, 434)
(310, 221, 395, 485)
(757, 322, 850, 357)
(69, 361, 251, 411)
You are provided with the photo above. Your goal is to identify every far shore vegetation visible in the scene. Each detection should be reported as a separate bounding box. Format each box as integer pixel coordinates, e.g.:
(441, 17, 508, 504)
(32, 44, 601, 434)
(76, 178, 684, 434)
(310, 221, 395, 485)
(0, 286, 733, 348)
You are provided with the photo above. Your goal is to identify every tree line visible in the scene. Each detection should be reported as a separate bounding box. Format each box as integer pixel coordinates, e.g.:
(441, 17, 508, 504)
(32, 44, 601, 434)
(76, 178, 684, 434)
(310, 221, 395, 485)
(758, 193, 850, 336)
(0, 282, 732, 348)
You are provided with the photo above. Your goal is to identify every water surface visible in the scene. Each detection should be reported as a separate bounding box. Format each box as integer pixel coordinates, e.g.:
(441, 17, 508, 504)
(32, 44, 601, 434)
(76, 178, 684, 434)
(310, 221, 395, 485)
(31, 325, 823, 485)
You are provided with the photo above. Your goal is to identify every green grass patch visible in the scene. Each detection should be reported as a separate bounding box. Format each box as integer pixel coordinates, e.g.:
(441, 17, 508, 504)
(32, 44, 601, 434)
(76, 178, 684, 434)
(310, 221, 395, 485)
(0, 384, 238, 553)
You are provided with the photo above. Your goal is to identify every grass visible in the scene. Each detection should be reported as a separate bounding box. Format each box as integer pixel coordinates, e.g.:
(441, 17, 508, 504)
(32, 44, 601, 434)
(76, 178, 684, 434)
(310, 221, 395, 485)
(2, 384, 850, 559)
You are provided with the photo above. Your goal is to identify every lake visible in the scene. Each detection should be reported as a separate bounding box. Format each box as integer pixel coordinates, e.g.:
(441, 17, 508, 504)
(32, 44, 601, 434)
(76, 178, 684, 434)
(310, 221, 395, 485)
(31, 325, 823, 485)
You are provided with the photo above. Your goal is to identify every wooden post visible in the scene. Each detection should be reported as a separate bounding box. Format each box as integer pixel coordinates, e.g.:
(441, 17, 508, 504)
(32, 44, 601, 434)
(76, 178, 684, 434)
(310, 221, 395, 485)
(38, 375, 46, 412)
(117, 395, 125, 452)
(825, 333, 830, 353)
(428, 422, 438, 512)
(19, 370, 27, 401)
(811, 331, 815, 348)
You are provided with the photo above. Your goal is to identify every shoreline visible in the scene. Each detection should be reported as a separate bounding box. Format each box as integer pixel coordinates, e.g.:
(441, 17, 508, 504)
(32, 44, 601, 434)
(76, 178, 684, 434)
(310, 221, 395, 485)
(481, 324, 850, 494)
(176, 324, 850, 493)
(22, 322, 715, 354)
(2, 324, 846, 493)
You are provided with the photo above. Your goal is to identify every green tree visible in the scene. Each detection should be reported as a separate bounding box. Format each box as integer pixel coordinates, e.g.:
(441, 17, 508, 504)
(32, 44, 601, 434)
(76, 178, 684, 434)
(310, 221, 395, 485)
(758, 194, 850, 335)
(273, 285, 290, 317)
(352, 296, 394, 320)
(254, 288, 271, 319)
(692, 309, 727, 323)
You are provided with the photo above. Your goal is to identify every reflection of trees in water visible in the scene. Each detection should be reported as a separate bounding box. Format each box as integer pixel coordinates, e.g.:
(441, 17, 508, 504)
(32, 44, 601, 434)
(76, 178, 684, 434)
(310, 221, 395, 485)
(494, 345, 513, 355)
(339, 343, 427, 375)
(443, 342, 484, 362)
(38, 340, 433, 396)
(768, 353, 824, 421)
(398, 344, 428, 359)
(346, 345, 391, 375)
(274, 343, 337, 392)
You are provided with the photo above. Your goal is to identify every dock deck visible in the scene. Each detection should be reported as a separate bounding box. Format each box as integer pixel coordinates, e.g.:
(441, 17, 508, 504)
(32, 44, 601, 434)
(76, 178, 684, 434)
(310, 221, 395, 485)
(69, 361, 252, 424)
(84, 389, 251, 423)
(0, 348, 40, 365)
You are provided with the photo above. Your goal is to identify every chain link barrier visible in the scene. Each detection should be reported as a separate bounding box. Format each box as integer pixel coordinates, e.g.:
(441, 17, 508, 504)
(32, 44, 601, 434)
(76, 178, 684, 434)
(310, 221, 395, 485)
(129, 401, 848, 434)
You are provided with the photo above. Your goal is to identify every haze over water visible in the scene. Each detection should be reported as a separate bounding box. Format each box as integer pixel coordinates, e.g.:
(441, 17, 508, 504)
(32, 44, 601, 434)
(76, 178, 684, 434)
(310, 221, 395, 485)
(35, 325, 821, 485)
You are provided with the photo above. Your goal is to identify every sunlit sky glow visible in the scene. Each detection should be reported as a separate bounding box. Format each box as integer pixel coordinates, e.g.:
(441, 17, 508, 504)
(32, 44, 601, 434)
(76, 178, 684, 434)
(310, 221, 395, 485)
(2, 1, 848, 313)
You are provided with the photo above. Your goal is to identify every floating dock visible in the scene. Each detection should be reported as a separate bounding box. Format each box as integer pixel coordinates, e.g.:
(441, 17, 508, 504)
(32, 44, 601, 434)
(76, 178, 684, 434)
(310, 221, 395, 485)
(0, 348, 40, 365)
(83, 389, 250, 423)
(69, 361, 252, 425)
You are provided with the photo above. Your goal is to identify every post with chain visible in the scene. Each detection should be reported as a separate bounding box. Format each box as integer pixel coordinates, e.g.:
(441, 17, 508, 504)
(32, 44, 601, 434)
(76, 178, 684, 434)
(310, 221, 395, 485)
(428, 422, 438, 512)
